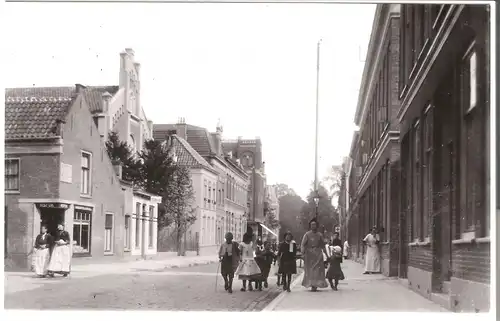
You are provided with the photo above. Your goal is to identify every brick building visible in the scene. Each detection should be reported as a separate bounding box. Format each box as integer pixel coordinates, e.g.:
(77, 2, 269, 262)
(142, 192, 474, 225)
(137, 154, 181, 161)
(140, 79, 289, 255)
(5, 88, 125, 270)
(345, 4, 491, 312)
(222, 137, 267, 239)
(153, 120, 250, 250)
(347, 4, 402, 278)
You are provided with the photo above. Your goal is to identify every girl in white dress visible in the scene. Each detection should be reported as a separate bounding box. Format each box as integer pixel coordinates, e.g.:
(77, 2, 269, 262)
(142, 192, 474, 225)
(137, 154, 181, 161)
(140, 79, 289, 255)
(362, 227, 381, 274)
(235, 233, 261, 291)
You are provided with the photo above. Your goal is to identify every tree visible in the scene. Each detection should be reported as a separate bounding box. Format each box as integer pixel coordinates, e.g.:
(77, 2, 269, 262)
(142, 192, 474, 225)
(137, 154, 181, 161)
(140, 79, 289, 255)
(265, 207, 280, 231)
(163, 165, 197, 256)
(322, 164, 346, 201)
(105, 131, 141, 182)
(275, 183, 297, 198)
(135, 137, 197, 256)
(278, 192, 307, 242)
(300, 184, 339, 237)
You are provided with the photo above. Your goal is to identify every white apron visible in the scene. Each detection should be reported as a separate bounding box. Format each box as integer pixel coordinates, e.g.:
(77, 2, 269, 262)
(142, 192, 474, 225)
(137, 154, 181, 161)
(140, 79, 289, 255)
(363, 233, 380, 273)
(48, 244, 71, 273)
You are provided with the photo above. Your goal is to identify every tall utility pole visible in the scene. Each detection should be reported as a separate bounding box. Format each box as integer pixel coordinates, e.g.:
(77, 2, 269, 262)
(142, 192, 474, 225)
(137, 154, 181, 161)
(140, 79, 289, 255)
(314, 39, 322, 221)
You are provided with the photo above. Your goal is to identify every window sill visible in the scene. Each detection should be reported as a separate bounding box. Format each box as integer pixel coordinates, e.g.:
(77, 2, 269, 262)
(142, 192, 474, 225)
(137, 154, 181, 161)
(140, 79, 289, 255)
(73, 252, 91, 258)
(5, 190, 20, 195)
(452, 236, 490, 245)
(124, 249, 131, 252)
(408, 240, 431, 247)
(80, 194, 92, 199)
(104, 252, 114, 256)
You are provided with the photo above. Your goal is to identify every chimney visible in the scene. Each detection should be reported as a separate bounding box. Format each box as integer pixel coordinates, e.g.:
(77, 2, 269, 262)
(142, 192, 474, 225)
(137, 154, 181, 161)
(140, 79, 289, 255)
(125, 48, 135, 58)
(75, 84, 86, 93)
(102, 92, 112, 113)
(175, 117, 187, 140)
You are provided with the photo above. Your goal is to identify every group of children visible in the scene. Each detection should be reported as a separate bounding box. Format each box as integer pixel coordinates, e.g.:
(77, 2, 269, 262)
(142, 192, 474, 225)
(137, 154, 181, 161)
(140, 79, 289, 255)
(218, 231, 298, 294)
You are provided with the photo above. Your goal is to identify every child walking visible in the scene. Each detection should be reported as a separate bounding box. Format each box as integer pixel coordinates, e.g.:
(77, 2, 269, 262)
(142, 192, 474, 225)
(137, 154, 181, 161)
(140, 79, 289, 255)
(255, 241, 277, 291)
(278, 231, 298, 292)
(218, 232, 240, 293)
(326, 245, 345, 291)
(235, 233, 261, 291)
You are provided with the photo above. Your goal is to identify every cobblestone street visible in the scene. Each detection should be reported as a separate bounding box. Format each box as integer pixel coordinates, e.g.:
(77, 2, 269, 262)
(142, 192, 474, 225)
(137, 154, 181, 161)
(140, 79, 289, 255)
(5, 263, 299, 311)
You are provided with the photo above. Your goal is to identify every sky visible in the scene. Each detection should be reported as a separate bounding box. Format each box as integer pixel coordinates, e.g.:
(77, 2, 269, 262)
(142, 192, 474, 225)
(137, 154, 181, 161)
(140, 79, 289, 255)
(3, 2, 375, 199)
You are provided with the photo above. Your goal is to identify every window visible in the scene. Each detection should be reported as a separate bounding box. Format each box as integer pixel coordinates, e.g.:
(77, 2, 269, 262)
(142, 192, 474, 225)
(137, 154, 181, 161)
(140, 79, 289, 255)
(5, 159, 20, 192)
(422, 106, 433, 240)
(73, 210, 91, 254)
(460, 44, 485, 237)
(208, 182, 212, 208)
(125, 215, 131, 250)
(149, 206, 154, 248)
(104, 213, 114, 253)
(80, 152, 91, 195)
(204, 180, 207, 208)
(135, 202, 141, 248)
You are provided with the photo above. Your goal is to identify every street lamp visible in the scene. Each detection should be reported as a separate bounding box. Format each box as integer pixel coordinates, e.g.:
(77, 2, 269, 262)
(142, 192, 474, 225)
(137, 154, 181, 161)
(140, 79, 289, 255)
(313, 193, 320, 221)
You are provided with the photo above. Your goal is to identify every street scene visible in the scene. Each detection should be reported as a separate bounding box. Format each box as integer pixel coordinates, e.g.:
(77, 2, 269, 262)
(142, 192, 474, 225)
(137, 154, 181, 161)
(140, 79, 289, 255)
(3, 1, 493, 315)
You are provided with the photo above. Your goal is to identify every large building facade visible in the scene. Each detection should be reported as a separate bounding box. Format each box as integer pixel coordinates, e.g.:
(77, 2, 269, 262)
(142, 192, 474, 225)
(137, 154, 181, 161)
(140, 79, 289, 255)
(222, 137, 267, 239)
(345, 4, 491, 312)
(153, 120, 250, 252)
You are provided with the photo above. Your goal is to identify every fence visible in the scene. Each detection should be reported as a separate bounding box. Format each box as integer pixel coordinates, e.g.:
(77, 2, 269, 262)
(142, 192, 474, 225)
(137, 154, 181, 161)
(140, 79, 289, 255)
(158, 227, 199, 255)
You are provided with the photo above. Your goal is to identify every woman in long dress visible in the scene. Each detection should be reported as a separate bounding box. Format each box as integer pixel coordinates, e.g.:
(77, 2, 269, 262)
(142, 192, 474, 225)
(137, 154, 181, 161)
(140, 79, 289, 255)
(362, 227, 381, 274)
(278, 231, 298, 292)
(47, 224, 71, 277)
(235, 233, 261, 291)
(32, 225, 52, 277)
(300, 219, 329, 291)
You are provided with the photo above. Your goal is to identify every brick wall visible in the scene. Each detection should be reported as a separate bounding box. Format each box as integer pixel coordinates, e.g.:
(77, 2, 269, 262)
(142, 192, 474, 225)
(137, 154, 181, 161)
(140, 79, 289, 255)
(60, 95, 126, 259)
(408, 245, 433, 272)
(5, 153, 60, 270)
(388, 16, 401, 130)
(451, 242, 490, 284)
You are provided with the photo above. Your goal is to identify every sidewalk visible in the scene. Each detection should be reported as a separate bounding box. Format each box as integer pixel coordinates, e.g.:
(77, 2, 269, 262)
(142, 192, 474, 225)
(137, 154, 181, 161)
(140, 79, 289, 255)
(264, 260, 449, 312)
(5, 252, 219, 294)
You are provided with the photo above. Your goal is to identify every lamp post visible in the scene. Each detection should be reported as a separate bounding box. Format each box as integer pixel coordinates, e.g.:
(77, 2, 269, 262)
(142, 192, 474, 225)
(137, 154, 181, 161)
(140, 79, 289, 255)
(313, 39, 322, 224)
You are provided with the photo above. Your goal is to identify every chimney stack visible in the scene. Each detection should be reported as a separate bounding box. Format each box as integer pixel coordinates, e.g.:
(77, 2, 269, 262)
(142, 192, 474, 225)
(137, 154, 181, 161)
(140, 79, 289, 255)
(102, 92, 112, 113)
(175, 117, 187, 139)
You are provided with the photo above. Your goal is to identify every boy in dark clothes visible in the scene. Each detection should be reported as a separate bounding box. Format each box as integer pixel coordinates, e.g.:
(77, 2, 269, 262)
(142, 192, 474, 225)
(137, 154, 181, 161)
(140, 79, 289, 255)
(218, 232, 240, 293)
(255, 241, 277, 290)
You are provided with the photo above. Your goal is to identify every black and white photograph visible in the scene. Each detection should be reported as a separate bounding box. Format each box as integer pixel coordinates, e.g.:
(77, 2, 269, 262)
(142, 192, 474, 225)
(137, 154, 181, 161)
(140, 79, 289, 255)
(2, 0, 495, 317)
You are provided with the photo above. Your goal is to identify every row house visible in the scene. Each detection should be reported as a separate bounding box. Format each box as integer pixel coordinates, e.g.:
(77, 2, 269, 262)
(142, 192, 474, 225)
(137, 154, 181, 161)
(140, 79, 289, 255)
(348, 3, 402, 278)
(153, 120, 250, 253)
(223, 137, 267, 240)
(5, 49, 162, 271)
(397, 4, 490, 312)
(345, 4, 491, 312)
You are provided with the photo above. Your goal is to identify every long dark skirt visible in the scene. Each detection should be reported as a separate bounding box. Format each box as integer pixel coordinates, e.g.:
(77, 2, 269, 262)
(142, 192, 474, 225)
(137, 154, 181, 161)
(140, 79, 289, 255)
(326, 258, 345, 280)
(221, 254, 235, 278)
(278, 258, 297, 275)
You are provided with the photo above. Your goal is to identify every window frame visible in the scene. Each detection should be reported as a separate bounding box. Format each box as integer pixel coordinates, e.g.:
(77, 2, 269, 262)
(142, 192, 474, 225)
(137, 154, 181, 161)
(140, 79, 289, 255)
(73, 209, 92, 255)
(135, 202, 141, 249)
(104, 212, 114, 254)
(5, 158, 20, 193)
(148, 205, 155, 248)
(80, 151, 92, 196)
(124, 214, 131, 251)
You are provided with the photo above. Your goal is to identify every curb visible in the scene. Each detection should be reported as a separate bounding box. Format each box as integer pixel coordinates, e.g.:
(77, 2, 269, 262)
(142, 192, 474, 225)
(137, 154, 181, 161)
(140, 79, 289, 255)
(261, 271, 304, 312)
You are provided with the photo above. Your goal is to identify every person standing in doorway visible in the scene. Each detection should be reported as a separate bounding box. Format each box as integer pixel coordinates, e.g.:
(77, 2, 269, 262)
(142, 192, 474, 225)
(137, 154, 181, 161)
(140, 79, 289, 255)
(362, 226, 381, 274)
(343, 239, 350, 259)
(32, 225, 53, 278)
(47, 224, 71, 277)
(218, 232, 240, 294)
(300, 219, 329, 291)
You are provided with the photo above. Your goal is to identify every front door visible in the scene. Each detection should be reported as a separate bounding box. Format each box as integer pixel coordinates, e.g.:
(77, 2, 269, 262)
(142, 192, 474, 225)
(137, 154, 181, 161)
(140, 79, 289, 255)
(40, 208, 65, 236)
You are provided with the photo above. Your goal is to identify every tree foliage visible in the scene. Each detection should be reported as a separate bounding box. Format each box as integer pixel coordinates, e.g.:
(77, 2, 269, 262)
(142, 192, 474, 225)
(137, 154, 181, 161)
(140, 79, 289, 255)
(322, 164, 345, 200)
(105, 131, 141, 182)
(277, 188, 307, 242)
(275, 183, 297, 198)
(300, 184, 339, 236)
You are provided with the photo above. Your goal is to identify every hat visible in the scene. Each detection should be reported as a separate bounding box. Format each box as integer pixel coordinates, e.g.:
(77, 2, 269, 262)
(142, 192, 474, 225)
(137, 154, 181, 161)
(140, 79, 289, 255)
(333, 246, 342, 253)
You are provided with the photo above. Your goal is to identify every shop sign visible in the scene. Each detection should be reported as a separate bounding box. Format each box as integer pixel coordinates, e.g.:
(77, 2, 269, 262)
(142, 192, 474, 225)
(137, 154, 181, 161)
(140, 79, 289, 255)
(38, 203, 69, 209)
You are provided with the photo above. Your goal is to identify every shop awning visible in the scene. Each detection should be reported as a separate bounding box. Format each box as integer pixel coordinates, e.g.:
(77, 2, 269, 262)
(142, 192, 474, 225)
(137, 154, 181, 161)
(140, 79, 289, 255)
(259, 223, 278, 237)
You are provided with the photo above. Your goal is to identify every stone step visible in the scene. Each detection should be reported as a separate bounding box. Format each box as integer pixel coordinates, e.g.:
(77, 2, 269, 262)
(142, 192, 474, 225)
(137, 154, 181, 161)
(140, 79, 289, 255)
(430, 292, 452, 311)
(442, 280, 451, 294)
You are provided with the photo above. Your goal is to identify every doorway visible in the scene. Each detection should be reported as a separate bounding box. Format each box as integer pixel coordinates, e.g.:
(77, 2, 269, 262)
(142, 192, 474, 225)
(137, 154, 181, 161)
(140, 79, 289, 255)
(40, 208, 65, 237)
